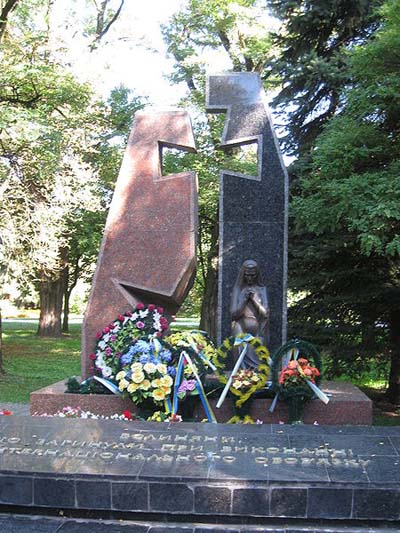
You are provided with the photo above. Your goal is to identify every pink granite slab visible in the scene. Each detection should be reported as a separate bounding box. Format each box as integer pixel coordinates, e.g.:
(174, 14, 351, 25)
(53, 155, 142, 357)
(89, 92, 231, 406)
(81, 110, 198, 378)
(30, 380, 372, 425)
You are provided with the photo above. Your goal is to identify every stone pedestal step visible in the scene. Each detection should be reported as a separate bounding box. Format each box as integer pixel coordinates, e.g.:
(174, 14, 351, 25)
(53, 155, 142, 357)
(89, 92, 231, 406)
(0, 513, 399, 532)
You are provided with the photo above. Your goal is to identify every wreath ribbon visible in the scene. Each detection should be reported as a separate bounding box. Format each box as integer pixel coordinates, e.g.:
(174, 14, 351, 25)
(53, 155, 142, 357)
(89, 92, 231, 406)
(216, 338, 252, 408)
(172, 351, 216, 423)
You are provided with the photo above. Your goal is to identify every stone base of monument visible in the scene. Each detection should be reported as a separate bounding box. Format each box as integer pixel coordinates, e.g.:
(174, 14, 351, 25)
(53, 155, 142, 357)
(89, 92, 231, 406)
(0, 416, 399, 532)
(30, 379, 372, 425)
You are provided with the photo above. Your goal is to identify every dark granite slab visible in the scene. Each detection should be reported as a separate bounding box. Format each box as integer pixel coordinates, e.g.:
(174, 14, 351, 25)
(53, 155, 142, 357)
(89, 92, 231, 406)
(0, 416, 399, 525)
(206, 73, 288, 352)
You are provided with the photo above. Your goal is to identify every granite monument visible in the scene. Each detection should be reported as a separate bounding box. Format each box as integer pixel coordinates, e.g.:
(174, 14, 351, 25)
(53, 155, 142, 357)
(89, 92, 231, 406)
(81, 110, 198, 378)
(206, 72, 288, 353)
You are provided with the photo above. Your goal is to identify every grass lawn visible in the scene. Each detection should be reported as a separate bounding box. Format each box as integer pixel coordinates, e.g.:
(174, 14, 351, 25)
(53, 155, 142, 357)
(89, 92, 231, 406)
(0, 321, 81, 403)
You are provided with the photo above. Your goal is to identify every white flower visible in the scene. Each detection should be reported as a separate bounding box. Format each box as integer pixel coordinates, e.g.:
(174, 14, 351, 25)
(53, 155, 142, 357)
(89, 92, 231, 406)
(102, 366, 113, 378)
(139, 309, 149, 319)
(96, 357, 105, 370)
(103, 333, 111, 342)
(153, 311, 161, 331)
(98, 340, 107, 350)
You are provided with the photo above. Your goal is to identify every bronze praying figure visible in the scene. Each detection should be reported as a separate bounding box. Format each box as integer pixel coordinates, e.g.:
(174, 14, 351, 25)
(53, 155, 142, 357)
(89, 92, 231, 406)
(230, 259, 270, 368)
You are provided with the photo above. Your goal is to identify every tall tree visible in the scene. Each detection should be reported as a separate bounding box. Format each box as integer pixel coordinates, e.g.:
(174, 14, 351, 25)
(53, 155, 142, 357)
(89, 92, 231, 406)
(290, 0, 400, 400)
(265, 0, 383, 158)
(0, 0, 19, 42)
(0, 0, 146, 336)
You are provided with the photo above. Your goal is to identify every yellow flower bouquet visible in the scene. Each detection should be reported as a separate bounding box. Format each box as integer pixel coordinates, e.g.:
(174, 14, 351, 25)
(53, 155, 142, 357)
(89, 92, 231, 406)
(116, 361, 173, 406)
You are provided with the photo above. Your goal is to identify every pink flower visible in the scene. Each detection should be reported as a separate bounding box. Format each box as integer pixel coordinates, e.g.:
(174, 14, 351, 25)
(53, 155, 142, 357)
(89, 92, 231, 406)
(102, 326, 110, 334)
(88, 353, 96, 360)
(148, 304, 155, 312)
(136, 302, 145, 310)
(136, 321, 145, 329)
(110, 335, 117, 342)
(105, 347, 112, 355)
(95, 331, 102, 339)
(186, 379, 196, 391)
(178, 382, 188, 393)
(157, 306, 164, 314)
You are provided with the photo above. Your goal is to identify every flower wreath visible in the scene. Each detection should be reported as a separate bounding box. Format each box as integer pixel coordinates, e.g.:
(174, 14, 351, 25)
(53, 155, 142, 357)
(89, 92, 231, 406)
(89, 303, 169, 380)
(213, 334, 270, 423)
(271, 338, 322, 393)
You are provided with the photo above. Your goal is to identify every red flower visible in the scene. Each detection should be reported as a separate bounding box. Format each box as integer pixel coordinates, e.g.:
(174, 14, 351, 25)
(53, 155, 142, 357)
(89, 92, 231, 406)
(118, 314, 125, 321)
(102, 326, 110, 334)
(157, 306, 164, 314)
(123, 410, 132, 420)
(136, 302, 145, 310)
(0, 410, 12, 416)
(156, 331, 162, 338)
(148, 304, 155, 311)
(126, 311, 133, 317)
(88, 353, 96, 360)
(95, 331, 102, 339)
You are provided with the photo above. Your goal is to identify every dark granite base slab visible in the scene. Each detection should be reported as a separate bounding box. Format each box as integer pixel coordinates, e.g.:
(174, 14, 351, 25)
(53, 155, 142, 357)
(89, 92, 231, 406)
(1, 513, 400, 532)
(30, 380, 372, 425)
(0, 416, 399, 527)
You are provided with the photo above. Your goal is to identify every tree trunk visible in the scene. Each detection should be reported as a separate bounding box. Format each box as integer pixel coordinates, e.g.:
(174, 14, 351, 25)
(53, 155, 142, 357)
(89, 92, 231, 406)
(199, 259, 218, 343)
(62, 285, 70, 334)
(0, 308, 5, 374)
(385, 309, 400, 404)
(62, 263, 70, 334)
(62, 255, 81, 333)
(37, 276, 64, 337)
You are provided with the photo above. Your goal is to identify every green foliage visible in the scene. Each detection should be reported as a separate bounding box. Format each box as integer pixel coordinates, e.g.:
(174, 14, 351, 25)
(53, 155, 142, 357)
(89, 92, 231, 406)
(0, 2, 146, 332)
(286, 0, 400, 391)
(265, 0, 384, 156)
(163, 0, 273, 89)
(293, 0, 400, 256)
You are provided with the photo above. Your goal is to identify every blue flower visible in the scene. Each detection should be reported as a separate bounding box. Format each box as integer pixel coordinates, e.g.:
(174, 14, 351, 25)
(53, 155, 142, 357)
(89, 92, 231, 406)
(160, 349, 172, 363)
(167, 366, 176, 377)
(130, 340, 150, 354)
(139, 353, 150, 364)
(120, 352, 133, 365)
